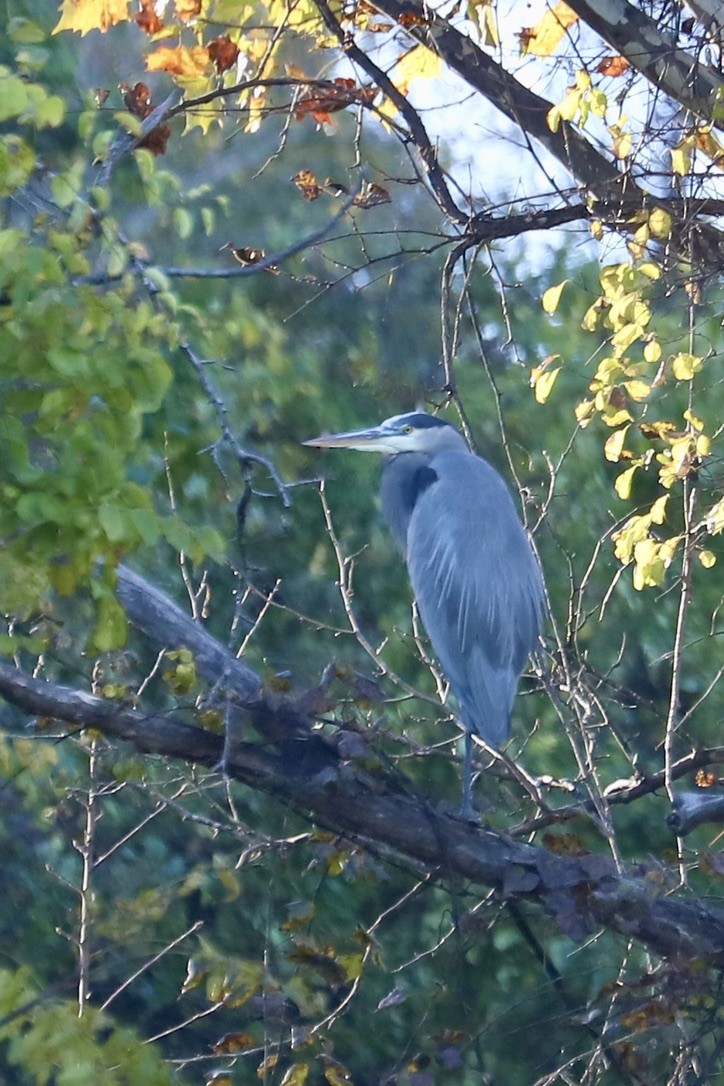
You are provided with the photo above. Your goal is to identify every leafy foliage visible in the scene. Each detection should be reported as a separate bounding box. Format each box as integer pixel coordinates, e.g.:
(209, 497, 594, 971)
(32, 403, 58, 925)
(0, 0, 722, 1083)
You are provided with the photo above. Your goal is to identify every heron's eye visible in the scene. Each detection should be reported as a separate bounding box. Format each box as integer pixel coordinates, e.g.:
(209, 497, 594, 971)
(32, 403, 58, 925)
(403, 425, 413, 434)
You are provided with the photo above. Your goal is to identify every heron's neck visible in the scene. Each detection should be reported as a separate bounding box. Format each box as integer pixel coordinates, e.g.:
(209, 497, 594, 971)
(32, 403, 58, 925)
(380, 452, 436, 554)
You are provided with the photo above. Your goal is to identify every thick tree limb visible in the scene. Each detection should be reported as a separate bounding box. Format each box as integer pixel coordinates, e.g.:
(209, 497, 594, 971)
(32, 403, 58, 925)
(667, 790, 724, 835)
(565, 0, 723, 125)
(2, 570, 724, 967)
(368, 0, 724, 266)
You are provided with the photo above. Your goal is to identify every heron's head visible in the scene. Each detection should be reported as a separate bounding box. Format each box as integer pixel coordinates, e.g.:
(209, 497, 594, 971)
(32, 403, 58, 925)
(303, 412, 464, 456)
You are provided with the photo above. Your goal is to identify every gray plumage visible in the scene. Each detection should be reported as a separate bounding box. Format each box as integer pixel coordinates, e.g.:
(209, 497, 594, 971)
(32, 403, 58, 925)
(303, 411, 544, 809)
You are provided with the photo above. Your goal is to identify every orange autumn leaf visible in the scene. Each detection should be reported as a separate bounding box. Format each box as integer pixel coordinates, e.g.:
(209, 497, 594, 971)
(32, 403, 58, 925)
(146, 44, 210, 78)
(54, 0, 130, 35)
(597, 55, 630, 77)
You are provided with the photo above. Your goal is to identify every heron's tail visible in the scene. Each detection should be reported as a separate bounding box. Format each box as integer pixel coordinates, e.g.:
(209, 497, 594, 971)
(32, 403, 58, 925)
(456, 663, 516, 749)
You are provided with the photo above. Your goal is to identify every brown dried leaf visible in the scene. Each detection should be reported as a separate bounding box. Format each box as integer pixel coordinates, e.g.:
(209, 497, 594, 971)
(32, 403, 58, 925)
(134, 0, 163, 34)
(596, 55, 630, 77)
(353, 181, 391, 209)
(138, 122, 171, 155)
(222, 244, 279, 273)
(121, 81, 153, 118)
(94, 87, 110, 107)
(208, 35, 240, 73)
(695, 769, 718, 787)
(292, 169, 324, 201)
(398, 11, 431, 27)
(213, 1031, 256, 1054)
(295, 77, 375, 126)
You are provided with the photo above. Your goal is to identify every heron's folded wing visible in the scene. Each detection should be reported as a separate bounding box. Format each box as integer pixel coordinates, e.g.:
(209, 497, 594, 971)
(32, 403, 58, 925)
(405, 450, 543, 744)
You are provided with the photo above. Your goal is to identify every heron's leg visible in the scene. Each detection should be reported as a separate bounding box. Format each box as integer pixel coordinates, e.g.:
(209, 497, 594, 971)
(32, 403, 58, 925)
(459, 732, 476, 819)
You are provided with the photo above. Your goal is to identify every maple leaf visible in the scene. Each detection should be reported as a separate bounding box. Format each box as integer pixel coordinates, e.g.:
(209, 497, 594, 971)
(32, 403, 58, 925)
(596, 55, 630, 77)
(208, 36, 240, 73)
(146, 44, 209, 78)
(134, 0, 163, 34)
(519, 1, 578, 56)
(54, 0, 130, 35)
(292, 170, 324, 201)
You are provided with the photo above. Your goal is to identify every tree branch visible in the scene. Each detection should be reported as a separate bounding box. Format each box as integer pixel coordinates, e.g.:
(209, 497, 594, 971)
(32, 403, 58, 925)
(667, 790, 724, 836)
(3, 569, 724, 967)
(369, 0, 724, 266)
(564, 0, 723, 125)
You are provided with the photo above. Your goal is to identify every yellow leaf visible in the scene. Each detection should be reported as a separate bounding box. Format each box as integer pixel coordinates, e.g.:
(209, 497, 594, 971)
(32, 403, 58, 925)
(699, 550, 717, 568)
(671, 352, 702, 380)
(604, 425, 629, 462)
(391, 45, 442, 96)
(624, 379, 650, 402)
(280, 1065, 310, 1086)
(610, 126, 632, 159)
(615, 465, 638, 500)
(648, 208, 672, 238)
(581, 301, 601, 331)
(522, 2, 578, 57)
(542, 280, 568, 314)
(611, 322, 644, 352)
(670, 139, 693, 176)
(147, 44, 210, 78)
(706, 498, 724, 535)
(54, 0, 129, 34)
(574, 398, 595, 426)
(590, 219, 603, 240)
(683, 409, 704, 429)
(532, 366, 561, 404)
(650, 495, 669, 524)
(696, 433, 711, 456)
(643, 339, 661, 362)
(468, 0, 499, 46)
(695, 127, 724, 167)
(638, 261, 661, 280)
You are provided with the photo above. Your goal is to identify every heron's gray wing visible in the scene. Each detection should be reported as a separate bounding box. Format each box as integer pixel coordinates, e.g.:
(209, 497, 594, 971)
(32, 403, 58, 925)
(405, 450, 543, 747)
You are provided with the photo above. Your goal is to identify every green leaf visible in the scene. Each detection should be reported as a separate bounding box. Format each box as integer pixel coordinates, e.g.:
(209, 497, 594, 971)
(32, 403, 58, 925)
(92, 594, 128, 652)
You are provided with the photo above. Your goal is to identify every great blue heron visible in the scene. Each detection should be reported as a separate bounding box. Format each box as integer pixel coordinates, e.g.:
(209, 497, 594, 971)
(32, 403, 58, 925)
(303, 411, 544, 815)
